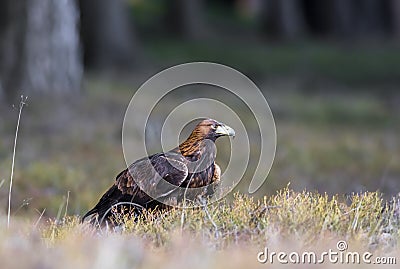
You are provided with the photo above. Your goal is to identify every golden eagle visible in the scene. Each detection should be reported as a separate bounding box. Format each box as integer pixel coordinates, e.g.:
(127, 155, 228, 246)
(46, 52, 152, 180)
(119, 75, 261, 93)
(82, 119, 235, 223)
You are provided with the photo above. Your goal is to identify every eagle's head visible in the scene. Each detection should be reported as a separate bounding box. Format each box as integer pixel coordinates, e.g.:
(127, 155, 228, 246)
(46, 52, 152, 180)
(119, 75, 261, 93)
(191, 118, 235, 141)
(178, 118, 235, 158)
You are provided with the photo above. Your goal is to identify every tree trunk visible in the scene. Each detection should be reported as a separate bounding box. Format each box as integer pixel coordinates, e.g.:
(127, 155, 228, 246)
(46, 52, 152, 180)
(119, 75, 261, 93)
(279, 0, 307, 38)
(79, 0, 136, 69)
(261, 0, 306, 40)
(165, 0, 207, 40)
(390, 0, 400, 38)
(0, 0, 82, 101)
(331, 0, 355, 36)
(356, 0, 384, 36)
(330, 0, 386, 38)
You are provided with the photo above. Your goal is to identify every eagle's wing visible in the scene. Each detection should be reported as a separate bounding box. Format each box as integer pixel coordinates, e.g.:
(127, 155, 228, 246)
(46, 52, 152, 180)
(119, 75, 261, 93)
(117, 152, 189, 200)
(81, 153, 188, 222)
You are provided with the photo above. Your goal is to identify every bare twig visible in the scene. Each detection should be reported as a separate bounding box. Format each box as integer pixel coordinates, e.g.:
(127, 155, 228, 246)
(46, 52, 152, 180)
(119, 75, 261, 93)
(64, 191, 70, 218)
(180, 208, 185, 233)
(202, 204, 219, 238)
(98, 201, 145, 226)
(198, 197, 219, 239)
(56, 198, 66, 224)
(7, 95, 28, 229)
(12, 198, 32, 215)
(34, 208, 46, 229)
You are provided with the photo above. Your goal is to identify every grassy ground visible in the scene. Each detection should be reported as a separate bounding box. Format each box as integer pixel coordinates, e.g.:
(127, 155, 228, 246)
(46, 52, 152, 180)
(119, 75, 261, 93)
(0, 188, 399, 268)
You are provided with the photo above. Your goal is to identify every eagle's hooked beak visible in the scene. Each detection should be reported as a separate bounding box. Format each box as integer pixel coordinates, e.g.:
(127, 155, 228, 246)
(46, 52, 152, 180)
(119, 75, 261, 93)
(215, 124, 235, 138)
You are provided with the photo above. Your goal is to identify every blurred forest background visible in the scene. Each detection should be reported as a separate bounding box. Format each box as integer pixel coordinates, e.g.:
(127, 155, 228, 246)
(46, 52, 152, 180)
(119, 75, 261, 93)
(0, 0, 399, 218)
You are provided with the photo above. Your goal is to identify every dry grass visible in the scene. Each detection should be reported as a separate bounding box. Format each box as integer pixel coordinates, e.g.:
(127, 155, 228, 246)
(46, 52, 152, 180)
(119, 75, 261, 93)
(0, 188, 398, 269)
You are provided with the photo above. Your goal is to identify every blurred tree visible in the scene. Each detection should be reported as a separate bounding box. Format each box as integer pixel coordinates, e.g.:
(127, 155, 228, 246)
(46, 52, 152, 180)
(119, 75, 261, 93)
(311, 0, 390, 38)
(355, 0, 388, 37)
(330, 0, 354, 36)
(79, 0, 136, 69)
(165, 0, 207, 40)
(0, 0, 82, 101)
(390, 0, 400, 38)
(261, 0, 306, 39)
(302, 0, 339, 37)
(359, 0, 381, 34)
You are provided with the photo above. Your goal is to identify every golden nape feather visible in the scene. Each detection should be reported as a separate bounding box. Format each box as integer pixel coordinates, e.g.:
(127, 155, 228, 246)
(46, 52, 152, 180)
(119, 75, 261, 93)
(82, 119, 235, 224)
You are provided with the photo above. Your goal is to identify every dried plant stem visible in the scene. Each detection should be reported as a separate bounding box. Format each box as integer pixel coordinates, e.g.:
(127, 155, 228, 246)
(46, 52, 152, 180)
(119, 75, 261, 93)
(7, 95, 27, 229)
(64, 191, 70, 219)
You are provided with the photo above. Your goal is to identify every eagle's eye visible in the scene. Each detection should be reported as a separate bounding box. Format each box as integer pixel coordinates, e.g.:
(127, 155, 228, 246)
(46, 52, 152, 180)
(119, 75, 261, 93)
(211, 124, 217, 130)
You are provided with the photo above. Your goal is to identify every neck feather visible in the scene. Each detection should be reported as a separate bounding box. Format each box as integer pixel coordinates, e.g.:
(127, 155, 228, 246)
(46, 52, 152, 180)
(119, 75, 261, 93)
(178, 132, 206, 157)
